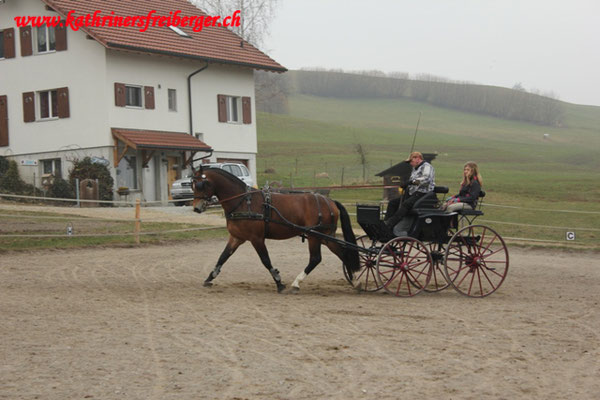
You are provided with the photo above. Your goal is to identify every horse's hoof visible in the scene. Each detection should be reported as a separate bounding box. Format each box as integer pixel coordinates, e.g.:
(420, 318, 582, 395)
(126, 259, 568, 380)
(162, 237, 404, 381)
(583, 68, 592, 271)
(277, 284, 286, 293)
(287, 286, 300, 295)
(203, 281, 213, 287)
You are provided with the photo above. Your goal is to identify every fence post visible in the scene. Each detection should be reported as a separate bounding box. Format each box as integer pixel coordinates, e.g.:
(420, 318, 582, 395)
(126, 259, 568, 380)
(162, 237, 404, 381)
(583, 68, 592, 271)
(341, 167, 345, 187)
(75, 178, 80, 207)
(134, 198, 141, 244)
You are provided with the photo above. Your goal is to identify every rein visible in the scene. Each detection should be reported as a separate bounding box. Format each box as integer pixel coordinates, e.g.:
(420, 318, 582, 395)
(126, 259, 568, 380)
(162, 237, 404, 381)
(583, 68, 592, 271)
(195, 188, 260, 205)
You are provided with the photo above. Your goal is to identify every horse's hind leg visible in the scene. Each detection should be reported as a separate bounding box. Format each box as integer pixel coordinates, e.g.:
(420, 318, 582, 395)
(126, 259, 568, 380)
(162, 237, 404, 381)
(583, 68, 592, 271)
(251, 239, 286, 293)
(204, 235, 245, 287)
(291, 238, 322, 292)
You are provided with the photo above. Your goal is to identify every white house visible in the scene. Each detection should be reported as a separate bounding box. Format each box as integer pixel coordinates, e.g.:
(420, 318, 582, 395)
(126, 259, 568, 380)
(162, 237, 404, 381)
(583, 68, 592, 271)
(0, 0, 285, 203)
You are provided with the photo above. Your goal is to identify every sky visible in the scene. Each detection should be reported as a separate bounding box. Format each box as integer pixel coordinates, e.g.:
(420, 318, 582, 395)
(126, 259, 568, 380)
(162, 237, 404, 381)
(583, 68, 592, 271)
(264, 0, 600, 106)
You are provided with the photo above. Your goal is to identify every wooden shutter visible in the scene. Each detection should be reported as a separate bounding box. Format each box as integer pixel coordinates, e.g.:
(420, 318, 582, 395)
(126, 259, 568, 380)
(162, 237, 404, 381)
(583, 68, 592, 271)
(242, 96, 252, 124)
(22, 92, 35, 122)
(57, 87, 70, 118)
(3, 28, 16, 59)
(55, 25, 67, 51)
(217, 94, 227, 122)
(0, 95, 8, 147)
(19, 26, 32, 57)
(144, 86, 155, 109)
(114, 82, 126, 107)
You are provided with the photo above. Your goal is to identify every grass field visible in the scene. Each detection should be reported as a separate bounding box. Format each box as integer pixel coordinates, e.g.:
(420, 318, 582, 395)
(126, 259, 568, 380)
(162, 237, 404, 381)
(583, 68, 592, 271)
(257, 94, 600, 247)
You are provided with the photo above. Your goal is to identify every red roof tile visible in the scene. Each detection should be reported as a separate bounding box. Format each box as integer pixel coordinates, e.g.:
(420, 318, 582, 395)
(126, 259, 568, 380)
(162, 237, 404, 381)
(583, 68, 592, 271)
(42, 0, 286, 72)
(112, 128, 212, 152)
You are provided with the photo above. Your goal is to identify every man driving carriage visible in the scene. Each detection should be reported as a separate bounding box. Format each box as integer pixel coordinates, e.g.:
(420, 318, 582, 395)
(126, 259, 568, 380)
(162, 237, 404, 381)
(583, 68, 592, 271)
(384, 151, 435, 229)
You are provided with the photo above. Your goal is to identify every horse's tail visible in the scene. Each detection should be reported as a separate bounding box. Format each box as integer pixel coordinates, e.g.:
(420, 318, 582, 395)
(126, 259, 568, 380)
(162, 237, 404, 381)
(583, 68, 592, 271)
(334, 200, 360, 280)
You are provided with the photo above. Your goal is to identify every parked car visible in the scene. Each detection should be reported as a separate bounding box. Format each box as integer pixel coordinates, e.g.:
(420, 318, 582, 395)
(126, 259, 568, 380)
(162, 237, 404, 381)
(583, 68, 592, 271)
(170, 162, 254, 205)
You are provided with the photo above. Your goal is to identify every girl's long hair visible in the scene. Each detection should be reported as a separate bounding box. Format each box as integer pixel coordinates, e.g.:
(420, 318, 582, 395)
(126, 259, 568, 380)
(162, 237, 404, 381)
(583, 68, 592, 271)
(461, 162, 483, 186)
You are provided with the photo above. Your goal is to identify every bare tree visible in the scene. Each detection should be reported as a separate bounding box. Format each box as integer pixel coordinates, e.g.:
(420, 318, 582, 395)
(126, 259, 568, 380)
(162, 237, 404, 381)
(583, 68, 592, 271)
(189, 0, 278, 49)
(355, 143, 368, 183)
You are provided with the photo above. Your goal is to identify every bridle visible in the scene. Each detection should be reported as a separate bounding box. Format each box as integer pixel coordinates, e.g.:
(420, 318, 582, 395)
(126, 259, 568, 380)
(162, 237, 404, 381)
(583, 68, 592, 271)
(191, 167, 259, 205)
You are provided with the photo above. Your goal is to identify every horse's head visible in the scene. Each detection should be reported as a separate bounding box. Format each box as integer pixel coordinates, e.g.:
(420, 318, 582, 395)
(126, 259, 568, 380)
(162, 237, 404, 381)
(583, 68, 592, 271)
(191, 168, 215, 214)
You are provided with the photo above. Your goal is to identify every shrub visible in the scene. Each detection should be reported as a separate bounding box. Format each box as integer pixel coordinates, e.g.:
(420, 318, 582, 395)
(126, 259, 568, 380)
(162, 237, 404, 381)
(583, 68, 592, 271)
(69, 157, 114, 205)
(0, 160, 26, 194)
(0, 156, 9, 176)
(48, 177, 75, 200)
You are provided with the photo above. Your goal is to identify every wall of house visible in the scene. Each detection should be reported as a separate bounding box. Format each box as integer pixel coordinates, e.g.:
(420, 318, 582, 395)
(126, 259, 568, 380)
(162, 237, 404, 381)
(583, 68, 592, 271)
(0, 0, 109, 184)
(105, 51, 259, 189)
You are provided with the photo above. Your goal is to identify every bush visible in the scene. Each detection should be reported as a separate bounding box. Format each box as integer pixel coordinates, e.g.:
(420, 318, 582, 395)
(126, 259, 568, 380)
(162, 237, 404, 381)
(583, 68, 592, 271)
(0, 160, 26, 194)
(48, 177, 75, 200)
(69, 157, 114, 205)
(0, 156, 9, 176)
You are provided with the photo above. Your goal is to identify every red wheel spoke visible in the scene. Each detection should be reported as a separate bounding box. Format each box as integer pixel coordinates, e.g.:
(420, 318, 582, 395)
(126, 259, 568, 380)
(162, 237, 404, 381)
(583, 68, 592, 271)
(479, 263, 498, 289)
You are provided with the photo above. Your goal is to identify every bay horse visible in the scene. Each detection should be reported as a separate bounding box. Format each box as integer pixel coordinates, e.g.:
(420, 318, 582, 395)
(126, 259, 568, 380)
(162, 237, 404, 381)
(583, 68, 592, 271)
(191, 167, 360, 293)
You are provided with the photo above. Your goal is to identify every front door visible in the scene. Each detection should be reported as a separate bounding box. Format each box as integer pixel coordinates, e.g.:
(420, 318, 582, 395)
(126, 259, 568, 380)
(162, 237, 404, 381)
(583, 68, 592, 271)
(167, 156, 178, 200)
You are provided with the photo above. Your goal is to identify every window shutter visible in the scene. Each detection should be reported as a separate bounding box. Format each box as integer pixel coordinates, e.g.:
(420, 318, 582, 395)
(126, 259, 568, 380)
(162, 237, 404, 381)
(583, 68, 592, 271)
(57, 87, 70, 118)
(242, 96, 252, 124)
(19, 26, 32, 57)
(0, 95, 8, 147)
(217, 94, 227, 122)
(114, 82, 126, 107)
(22, 92, 35, 122)
(55, 25, 67, 51)
(3, 28, 16, 59)
(144, 86, 155, 109)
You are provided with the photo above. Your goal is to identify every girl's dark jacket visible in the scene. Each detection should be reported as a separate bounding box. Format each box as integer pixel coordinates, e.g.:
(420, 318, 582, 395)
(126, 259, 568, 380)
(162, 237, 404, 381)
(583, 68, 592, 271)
(454, 177, 481, 208)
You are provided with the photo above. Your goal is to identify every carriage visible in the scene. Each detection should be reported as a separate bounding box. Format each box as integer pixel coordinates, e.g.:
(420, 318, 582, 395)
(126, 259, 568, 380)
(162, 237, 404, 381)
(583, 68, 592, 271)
(342, 186, 509, 297)
(192, 166, 508, 297)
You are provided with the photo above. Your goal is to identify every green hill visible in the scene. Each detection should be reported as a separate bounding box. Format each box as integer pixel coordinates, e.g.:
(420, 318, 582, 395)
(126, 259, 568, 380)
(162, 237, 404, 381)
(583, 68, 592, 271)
(256, 94, 600, 246)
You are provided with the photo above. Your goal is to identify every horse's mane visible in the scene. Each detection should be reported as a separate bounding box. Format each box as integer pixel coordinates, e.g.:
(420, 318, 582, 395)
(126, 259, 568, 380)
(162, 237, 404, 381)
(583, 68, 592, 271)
(204, 167, 248, 190)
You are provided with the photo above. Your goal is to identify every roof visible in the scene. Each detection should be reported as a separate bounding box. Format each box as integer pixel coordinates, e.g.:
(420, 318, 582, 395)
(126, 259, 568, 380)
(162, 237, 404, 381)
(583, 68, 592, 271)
(112, 128, 212, 152)
(42, 0, 286, 72)
(376, 153, 438, 177)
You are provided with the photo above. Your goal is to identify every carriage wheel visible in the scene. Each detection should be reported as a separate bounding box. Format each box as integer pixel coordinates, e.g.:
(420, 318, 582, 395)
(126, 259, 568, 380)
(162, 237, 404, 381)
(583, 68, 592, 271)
(423, 241, 451, 292)
(343, 235, 382, 292)
(375, 237, 432, 297)
(444, 225, 509, 297)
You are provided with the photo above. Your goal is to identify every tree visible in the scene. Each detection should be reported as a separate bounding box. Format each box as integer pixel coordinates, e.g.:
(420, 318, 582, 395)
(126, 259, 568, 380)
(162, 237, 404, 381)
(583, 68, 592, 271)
(189, 0, 278, 49)
(254, 70, 290, 114)
(355, 143, 368, 183)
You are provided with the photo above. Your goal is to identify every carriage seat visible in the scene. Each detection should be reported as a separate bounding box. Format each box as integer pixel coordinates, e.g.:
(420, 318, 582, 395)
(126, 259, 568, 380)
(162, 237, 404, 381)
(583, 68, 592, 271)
(409, 186, 448, 212)
(456, 190, 486, 216)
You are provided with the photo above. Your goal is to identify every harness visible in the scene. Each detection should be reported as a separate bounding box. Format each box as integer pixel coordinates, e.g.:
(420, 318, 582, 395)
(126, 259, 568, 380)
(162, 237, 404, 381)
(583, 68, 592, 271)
(223, 188, 336, 238)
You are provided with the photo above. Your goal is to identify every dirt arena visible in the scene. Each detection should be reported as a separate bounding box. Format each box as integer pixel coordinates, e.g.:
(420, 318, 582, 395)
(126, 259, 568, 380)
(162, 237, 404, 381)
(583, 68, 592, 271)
(1, 239, 599, 399)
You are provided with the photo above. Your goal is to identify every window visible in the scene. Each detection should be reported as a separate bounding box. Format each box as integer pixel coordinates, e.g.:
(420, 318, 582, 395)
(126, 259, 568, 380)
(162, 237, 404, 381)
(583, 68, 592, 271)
(125, 86, 142, 107)
(39, 89, 58, 119)
(0, 30, 4, 58)
(23, 87, 69, 122)
(114, 83, 154, 109)
(42, 158, 62, 178)
(36, 25, 55, 53)
(168, 25, 190, 38)
(226, 96, 240, 123)
(217, 94, 252, 124)
(168, 89, 177, 111)
(116, 156, 138, 189)
(223, 164, 243, 177)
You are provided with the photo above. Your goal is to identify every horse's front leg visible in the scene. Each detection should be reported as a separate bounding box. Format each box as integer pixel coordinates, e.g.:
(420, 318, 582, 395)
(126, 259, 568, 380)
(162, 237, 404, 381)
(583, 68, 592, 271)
(251, 239, 286, 293)
(204, 235, 245, 287)
(291, 237, 322, 293)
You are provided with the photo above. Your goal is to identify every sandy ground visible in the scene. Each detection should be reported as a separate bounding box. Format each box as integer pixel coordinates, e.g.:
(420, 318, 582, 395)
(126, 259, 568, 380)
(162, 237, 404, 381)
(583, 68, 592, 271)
(1, 238, 599, 400)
